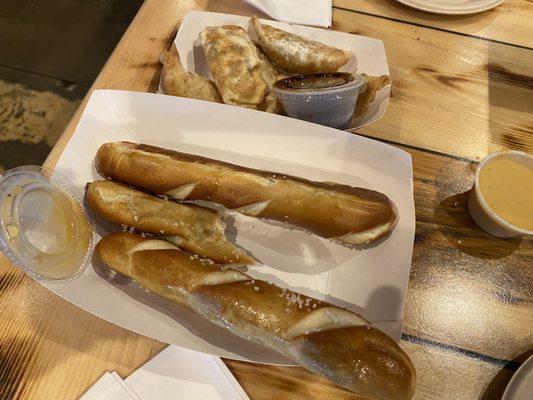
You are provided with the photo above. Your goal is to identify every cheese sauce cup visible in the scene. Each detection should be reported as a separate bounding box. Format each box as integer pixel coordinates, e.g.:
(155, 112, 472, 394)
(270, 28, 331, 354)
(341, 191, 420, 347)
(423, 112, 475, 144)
(0, 166, 95, 281)
(468, 151, 533, 238)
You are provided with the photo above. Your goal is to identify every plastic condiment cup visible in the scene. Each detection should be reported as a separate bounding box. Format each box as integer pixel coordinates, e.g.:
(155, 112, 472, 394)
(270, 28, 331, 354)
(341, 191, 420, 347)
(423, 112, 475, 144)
(0, 166, 95, 282)
(468, 151, 533, 238)
(273, 72, 366, 129)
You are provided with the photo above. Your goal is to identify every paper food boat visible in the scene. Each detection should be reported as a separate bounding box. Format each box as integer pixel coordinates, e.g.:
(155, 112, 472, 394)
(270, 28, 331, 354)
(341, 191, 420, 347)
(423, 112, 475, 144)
(159, 11, 391, 131)
(48, 90, 413, 364)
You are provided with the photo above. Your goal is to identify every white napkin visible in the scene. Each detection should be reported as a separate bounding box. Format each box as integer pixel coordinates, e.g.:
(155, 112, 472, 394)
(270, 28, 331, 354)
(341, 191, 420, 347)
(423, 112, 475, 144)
(80, 346, 249, 400)
(125, 346, 250, 400)
(80, 372, 140, 400)
(243, 0, 332, 27)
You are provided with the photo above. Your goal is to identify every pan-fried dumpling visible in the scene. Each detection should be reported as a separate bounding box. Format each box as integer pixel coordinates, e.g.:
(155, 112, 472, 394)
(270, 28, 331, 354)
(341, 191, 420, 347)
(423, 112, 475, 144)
(159, 46, 222, 103)
(256, 46, 284, 114)
(353, 74, 391, 118)
(259, 93, 282, 114)
(200, 25, 267, 107)
(256, 46, 281, 88)
(252, 16, 352, 74)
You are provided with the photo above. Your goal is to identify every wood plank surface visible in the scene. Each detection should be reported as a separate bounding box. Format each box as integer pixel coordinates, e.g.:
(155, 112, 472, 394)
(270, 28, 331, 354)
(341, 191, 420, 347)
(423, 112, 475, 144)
(1, 0, 531, 399)
(0, 266, 165, 400)
(331, 7, 533, 160)
(403, 144, 533, 361)
(333, 0, 533, 49)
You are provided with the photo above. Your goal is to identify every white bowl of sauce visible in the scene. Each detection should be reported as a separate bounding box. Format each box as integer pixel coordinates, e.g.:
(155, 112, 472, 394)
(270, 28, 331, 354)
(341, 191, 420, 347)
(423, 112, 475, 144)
(468, 151, 533, 238)
(0, 166, 94, 281)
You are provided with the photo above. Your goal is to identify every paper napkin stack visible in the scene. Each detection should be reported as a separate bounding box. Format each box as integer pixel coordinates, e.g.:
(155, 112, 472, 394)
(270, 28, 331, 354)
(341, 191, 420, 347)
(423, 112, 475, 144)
(80, 346, 249, 400)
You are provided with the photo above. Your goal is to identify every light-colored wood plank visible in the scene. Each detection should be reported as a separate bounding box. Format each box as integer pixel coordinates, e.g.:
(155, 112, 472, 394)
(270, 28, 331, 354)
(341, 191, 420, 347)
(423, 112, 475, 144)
(0, 263, 166, 400)
(331, 7, 533, 160)
(334, 0, 533, 49)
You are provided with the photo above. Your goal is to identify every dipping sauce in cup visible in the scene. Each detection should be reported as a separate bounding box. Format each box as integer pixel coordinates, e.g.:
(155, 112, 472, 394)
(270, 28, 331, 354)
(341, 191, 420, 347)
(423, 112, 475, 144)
(468, 151, 533, 238)
(273, 72, 366, 129)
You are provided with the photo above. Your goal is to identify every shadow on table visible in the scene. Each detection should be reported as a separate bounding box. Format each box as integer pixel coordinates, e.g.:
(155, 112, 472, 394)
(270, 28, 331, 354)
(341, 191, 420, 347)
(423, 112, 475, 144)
(481, 349, 533, 400)
(435, 191, 522, 259)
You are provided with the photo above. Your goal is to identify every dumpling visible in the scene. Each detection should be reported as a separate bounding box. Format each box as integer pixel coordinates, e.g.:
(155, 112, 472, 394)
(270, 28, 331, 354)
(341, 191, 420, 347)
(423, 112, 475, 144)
(252, 16, 352, 74)
(256, 46, 281, 88)
(353, 74, 391, 118)
(259, 93, 282, 114)
(200, 25, 267, 107)
(159, 46, 222, 103)
(256, 46, 284, 114)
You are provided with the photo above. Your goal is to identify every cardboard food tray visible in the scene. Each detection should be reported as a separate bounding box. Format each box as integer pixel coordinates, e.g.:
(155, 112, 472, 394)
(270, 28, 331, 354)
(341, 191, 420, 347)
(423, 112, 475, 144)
(50, 90, 414, 365)
(158, 11, 391, 130)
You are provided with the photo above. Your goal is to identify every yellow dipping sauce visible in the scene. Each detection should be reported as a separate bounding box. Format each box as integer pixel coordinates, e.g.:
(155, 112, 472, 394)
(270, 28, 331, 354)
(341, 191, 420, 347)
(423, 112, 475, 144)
(478, 156, 533, 231)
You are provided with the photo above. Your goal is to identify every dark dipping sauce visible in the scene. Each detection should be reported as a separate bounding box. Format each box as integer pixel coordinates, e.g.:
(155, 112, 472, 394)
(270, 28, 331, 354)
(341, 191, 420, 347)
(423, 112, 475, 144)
(274, 72, 355, 91)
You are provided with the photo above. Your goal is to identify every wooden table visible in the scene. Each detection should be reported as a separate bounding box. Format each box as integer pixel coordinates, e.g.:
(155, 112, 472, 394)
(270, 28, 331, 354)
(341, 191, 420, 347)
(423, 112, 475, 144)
(1, 1, 532, 399)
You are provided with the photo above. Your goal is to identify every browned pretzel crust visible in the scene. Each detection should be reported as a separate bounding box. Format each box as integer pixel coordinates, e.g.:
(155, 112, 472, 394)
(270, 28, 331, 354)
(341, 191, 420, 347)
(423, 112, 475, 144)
(96, 232, 416, 399)
(95, 142, 397, 244)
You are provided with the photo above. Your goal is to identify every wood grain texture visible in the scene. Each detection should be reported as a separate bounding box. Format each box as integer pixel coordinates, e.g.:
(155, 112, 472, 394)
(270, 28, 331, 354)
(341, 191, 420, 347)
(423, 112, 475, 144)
(333, 0, 533, 49)
(404, 145, 533, 361)
(0, 263, 166, 400)
(0, 0, 530, 399)
(331, 7, 533, 160)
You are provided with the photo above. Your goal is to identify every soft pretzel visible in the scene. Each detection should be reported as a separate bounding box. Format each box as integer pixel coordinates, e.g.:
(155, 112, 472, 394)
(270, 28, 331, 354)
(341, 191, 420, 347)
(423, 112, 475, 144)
(86, 180, 251, 264)
(95, 142, 398, 245)
(96, 232, 415, 399)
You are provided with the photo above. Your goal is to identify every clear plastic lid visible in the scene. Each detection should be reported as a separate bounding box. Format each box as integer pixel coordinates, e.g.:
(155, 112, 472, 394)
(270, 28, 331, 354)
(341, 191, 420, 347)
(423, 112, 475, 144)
(0, 166, 94, 282)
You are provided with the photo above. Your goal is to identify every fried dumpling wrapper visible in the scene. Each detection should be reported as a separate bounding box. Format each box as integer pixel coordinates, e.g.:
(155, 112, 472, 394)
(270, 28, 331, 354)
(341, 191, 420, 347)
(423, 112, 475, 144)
(256, 46, 284, 114)
(159, 46, 222, 103)
(252, 16, 352, 74)
(259, 93, 282, 114)
(200, 25, 267, 107)
(353, 74, 391, 118)
(256, 46, 281, 88)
